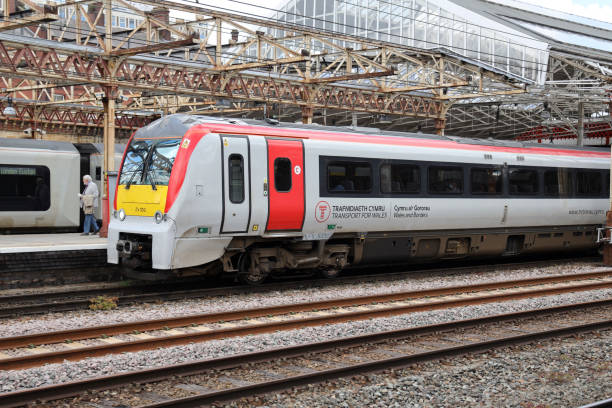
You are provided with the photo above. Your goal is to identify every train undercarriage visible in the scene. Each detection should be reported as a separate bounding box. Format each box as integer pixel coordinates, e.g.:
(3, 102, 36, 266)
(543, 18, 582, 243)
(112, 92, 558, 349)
(116, 225, 600, 283)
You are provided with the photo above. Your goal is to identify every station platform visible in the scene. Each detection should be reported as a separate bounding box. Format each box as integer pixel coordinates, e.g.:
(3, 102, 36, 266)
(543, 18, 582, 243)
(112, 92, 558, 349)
(0, 233, 107, 254)
(0, 233, 111, 287)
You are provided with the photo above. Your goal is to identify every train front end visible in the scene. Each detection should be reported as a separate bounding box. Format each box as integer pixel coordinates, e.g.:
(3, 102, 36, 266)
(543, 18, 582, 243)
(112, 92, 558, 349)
(107, 134, 182, 277)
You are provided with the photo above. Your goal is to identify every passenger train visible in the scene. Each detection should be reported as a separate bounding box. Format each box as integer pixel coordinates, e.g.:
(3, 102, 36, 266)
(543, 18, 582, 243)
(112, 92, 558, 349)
(0, 138, 123, 231)
(108, 115, 610, 283)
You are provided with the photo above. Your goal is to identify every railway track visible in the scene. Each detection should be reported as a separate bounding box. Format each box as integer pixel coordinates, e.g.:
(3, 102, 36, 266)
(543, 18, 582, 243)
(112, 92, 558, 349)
(0, 257, 602, 317)
(1, 299, 610, 408)
(0, 270, 610, 371)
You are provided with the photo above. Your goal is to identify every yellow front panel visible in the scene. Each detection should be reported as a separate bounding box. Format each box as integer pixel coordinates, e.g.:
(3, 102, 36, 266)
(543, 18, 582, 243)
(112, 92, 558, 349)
(116, 185, 168, 216)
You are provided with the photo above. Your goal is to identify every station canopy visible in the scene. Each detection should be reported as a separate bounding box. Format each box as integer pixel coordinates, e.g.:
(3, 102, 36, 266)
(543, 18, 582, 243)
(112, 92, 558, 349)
(0, 0, 609, 144)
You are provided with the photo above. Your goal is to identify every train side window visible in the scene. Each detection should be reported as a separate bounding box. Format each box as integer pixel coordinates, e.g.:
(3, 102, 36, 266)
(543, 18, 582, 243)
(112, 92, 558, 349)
(274, 158, 292, 192)
(380, 164, 420, 194)
(0, 165, 50, 211)
(327, 161, 371, 193)
(470, 167, 502, 195)
(605, 171, 610, 198)
(428, 166, 463, 194)
(544, 168, 572, 197)
(576, 170, 602, 197)
(228, 154, 244, 203)
(509, 168, 539, 195)
(95, 167, 102, 181)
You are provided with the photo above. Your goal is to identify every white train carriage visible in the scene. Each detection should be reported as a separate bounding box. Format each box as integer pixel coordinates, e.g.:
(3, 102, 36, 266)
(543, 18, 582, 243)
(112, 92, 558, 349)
(108, 115, 610, 282)
(0, 138, 125, 232)
(0, 138, 80, 231)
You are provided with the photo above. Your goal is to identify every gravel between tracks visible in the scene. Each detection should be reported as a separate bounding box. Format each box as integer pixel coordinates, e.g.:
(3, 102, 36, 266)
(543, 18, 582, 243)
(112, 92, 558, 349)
(1, 287, 611, 394)
(228, 330, 612, 408)
(0, 261, 607, 337)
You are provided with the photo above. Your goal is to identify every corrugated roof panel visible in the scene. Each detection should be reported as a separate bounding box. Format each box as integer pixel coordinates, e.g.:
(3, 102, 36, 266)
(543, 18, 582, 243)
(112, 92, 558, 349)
(486, 0, 612, 31)
(510, 19, 612, 52)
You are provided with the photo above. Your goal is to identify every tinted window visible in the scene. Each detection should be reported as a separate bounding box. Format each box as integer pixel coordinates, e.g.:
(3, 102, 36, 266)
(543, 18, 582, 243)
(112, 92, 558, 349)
(428, 166, 463, 194)
(0, 165, 50, 211)
(471, 167, 502, 195)
(576, 170, 602, 196)
(119, 137, 181, 186)
(605, 171, 610, 197)
(380, 164, 420, 194)
(544, 168, 572, 197)
(509, 168, 539, 195)
(274, 158, 292, 192)
(228, 154, 244, 203)
(328, 161, 371, 193)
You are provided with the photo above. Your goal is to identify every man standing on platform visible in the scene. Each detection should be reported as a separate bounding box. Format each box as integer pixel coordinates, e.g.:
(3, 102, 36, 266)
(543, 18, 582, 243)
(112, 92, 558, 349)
(79, 175, 99, 235)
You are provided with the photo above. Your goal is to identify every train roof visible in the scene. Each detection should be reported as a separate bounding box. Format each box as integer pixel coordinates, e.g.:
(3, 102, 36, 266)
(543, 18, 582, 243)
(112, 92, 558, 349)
(0, 137, 79, 153)
(136, 114, 609, 157)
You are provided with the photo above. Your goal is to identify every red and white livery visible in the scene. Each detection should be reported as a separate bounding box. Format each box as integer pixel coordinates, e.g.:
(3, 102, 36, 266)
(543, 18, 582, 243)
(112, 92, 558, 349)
(108, 115, 609, 282)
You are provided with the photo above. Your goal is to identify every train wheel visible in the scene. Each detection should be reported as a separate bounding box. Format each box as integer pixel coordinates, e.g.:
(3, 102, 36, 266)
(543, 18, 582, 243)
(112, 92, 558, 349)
(237, 252, 267, 285)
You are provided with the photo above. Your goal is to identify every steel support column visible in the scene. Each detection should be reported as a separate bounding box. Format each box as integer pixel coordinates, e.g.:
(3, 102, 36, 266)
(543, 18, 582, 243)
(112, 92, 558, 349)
(577, 101, 584, 147)
(99, 86, 116, 238)
(302, 106, 313, 124)
(434, 118, 446, 136)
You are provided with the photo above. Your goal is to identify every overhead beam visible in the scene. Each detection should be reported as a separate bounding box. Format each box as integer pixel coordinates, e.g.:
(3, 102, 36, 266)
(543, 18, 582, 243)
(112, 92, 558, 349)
(110, 34, 198, 57)
(380, 81, 469, 93)
(304, 69, 395, 84)
(439, 89, 525, 100)
(0, 45, 447, 119)
(37, 96, 97, 105)
(211, 56, 309, 72)
(0, 11, 58, 32)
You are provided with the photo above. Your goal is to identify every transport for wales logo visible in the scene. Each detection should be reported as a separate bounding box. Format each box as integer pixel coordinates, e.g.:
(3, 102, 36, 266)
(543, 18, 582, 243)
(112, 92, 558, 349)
(315, 200, 331, 223)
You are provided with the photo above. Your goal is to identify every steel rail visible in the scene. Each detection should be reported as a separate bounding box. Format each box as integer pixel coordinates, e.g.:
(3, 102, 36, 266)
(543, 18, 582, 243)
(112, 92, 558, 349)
(1, 269, 610, 350)
(0, 273, 610, 370)
(579, 397, 612, 408)
(143, 318, 612, 408)
(0, 299, 610, 408)
(0, 257, 601, 318)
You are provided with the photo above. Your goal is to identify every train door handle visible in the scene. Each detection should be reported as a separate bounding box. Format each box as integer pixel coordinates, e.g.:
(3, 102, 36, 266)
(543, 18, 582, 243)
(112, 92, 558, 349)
(263, 181, 268, 197)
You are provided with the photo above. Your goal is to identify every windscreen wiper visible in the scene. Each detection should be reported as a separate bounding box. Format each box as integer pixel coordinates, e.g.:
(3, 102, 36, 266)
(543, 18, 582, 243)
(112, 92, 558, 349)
(142, 145, 158, 190)
(125, 161, 145, 190)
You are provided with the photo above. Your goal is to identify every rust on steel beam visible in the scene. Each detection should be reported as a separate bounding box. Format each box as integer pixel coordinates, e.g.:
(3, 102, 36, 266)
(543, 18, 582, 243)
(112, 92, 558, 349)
(0, 11, 58, 32)
(439, 89, 525, 100)
(379, 81, 468, 93)
(304, 69, 395, 84)
(0, 99, 153, 129)
(109, 34, 198, 57)
(37, 97, 97, 105)
(0, 45, 446, 118)
(211, 56, 309, 72)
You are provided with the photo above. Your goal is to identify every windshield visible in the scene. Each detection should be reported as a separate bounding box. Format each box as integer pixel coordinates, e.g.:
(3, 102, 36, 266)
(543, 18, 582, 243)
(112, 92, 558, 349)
(119, 137, 181, 186)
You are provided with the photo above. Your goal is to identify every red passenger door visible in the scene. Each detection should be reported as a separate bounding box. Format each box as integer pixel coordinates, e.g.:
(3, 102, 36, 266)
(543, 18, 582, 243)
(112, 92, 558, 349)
(266, 139, 305, 231)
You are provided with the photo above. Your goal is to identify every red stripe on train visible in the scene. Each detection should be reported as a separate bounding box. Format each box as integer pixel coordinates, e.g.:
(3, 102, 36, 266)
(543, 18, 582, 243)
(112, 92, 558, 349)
(197, 123, 609, 158)
(164, 130, 205, 213)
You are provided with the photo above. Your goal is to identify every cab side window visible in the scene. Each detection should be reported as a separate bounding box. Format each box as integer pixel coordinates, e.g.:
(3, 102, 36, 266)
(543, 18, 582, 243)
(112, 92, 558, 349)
(228, 154, 244, 203)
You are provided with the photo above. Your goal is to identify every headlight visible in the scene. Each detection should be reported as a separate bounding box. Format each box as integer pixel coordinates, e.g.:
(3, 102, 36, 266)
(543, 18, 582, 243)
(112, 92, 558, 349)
(118, 208, 126, 221)
(154, 210, 163, 224)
